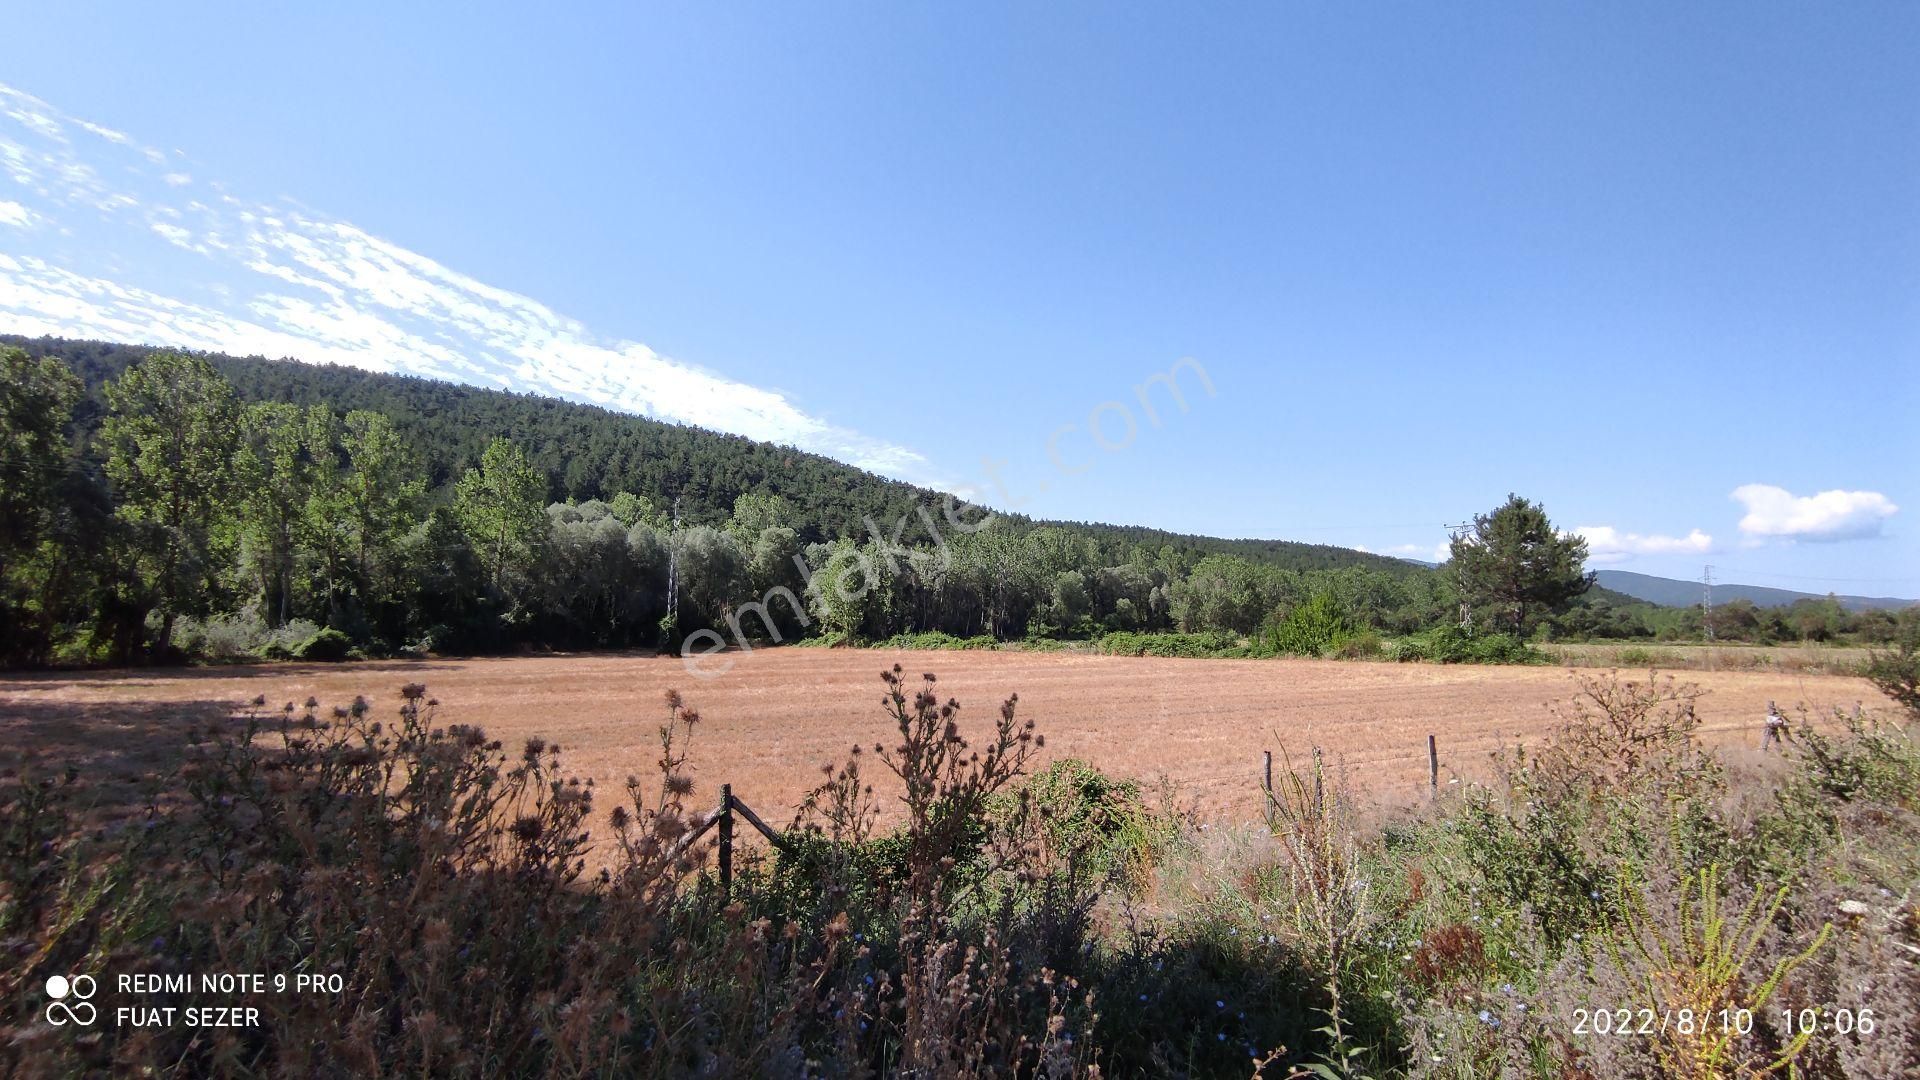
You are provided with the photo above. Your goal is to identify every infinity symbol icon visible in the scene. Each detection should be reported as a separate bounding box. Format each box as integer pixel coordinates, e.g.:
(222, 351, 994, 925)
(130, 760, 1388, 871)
(44, 974, 97, 1027)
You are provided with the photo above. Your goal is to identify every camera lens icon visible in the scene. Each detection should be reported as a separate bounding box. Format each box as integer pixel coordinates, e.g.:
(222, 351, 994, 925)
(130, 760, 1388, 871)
(44, 973, 97, 1027)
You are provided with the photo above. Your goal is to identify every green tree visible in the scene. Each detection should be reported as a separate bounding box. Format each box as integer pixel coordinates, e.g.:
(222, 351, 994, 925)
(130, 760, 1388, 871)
(100, 352, 241, 652)
(808, 540, 889, 641)
(298, 406, 355, 625)
(1448, 494, 1593, 635)
(339, 410, 425, 611)
(0, 347, 84, 661)
(608, 490, 665, 529)
(235, 402, 313, 626)
(0, 346, 81, 583)
(453, 438, 548, 593)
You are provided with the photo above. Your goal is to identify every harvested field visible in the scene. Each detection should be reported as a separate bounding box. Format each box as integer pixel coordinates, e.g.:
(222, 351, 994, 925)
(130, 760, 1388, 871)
(2, 649, 1894, 841)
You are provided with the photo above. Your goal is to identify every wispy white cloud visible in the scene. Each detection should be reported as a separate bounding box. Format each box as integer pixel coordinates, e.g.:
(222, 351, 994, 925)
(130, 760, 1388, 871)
(1732, 484, 1898, 542)
(1573, 525, 1714, 564)
(0, 81, 938, 484)
(1368, 541, 1450, 563)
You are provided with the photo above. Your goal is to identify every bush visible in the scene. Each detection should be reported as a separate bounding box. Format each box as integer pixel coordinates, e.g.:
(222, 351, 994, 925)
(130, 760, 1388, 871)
(1265, 593, 1354, 658)
(877, 630, 1000, 651)
(1099, 629, 1247, 658)
(291, 626, 355, 661)
(999, 758, 1181, 890)
(1333, 629, 1383, 660)
(172, 614, 325, 662)
(1865, 620, 1920, 717)
(1393, 624, 1541, 665)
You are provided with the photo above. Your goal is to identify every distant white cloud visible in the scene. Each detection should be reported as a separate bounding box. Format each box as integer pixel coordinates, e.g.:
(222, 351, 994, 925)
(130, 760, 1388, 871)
(1367, 541, 1451, 563)
(1573, 525, 1713, 564)
(1732, 484, 1898, 542)
(0, 81, 940, 486)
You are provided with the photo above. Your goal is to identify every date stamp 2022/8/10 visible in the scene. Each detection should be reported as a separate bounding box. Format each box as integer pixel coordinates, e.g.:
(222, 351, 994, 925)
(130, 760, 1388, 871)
(1572, 1007, 1877, 1038)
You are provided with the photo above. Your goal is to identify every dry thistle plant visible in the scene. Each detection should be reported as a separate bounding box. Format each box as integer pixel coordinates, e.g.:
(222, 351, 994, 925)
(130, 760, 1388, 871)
(1262, 749, 1376, 1076)
(1539, 669, 1712, 796)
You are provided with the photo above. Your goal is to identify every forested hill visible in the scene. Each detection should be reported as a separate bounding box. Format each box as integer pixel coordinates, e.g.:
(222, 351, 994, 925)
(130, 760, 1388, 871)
(10, 334, 1418, 576)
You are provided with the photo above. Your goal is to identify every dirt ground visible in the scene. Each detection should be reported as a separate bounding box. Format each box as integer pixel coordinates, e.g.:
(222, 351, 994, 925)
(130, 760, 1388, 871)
(1, 649, 1893, 843)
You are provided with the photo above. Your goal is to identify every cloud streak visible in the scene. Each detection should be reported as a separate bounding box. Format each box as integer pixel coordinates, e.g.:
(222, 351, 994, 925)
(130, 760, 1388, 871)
(1732, 484, 1898, 542)
(0, 82, 936, 483)
(1572, 525, 1714, 565)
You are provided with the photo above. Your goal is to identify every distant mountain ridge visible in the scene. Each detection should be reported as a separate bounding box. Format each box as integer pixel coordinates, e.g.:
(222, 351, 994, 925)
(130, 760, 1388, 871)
(1594, 569, 1915, 612)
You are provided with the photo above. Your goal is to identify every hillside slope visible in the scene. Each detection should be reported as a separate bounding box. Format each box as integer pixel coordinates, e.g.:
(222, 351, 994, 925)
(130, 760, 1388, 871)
(10, 334, 1423, 577)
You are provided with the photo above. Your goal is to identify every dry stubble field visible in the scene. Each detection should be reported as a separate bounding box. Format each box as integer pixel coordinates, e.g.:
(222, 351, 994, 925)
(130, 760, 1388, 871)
(1, 649, 1896, 854)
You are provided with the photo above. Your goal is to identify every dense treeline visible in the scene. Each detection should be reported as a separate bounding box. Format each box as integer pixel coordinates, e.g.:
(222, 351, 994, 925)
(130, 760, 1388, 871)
(0, 337, 1902, 667)
(0, 339, 1460, 665)
(17, 335, 1420, 570)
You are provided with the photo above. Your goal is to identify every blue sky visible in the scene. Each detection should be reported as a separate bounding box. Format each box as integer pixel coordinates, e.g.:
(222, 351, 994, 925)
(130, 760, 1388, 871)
(2, 3, 1915, 595)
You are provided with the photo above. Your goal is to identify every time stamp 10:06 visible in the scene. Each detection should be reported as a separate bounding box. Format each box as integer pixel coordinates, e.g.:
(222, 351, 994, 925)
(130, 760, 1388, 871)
(1572, 1007, 1876, 1037)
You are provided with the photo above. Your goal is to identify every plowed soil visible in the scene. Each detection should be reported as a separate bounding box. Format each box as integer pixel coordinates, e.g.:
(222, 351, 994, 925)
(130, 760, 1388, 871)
(2, 649, 1889, 836)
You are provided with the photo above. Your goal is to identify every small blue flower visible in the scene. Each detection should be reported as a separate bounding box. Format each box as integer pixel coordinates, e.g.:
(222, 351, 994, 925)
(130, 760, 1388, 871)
(1217, 1032, 1226, 1042)
(1216, 1000, 1226, 1009)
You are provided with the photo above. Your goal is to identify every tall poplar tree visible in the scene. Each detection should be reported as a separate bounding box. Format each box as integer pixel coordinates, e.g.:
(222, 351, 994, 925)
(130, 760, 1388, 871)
(101, 352, 241, 651)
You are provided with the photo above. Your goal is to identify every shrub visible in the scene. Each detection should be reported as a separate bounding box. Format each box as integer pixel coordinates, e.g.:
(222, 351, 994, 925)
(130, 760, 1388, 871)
(1098, 629, 1246, 658)
(1265, 593, 1353, 658)
(1864, 620, 1920, 717)
(999, 758, 1181, 890)
(291, 626, 355, 661)
(1332, 628, 1383, 660)
(1394, 624, 1541, 665)
(877, 630, 999, 651)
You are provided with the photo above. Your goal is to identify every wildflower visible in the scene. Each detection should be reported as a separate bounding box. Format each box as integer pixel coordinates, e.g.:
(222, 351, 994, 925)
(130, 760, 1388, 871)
(400, 683, 426, 701)
(1478, 1010, 1500, 1028)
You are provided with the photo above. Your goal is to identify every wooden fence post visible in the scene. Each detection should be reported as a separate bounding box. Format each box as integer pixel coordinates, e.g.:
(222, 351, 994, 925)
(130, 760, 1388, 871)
(1263, 749, 1273, 799)
(718, 783, 734, 897)
(1311, 747, 1323, 808)
(1428, 734, 1439, 800)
